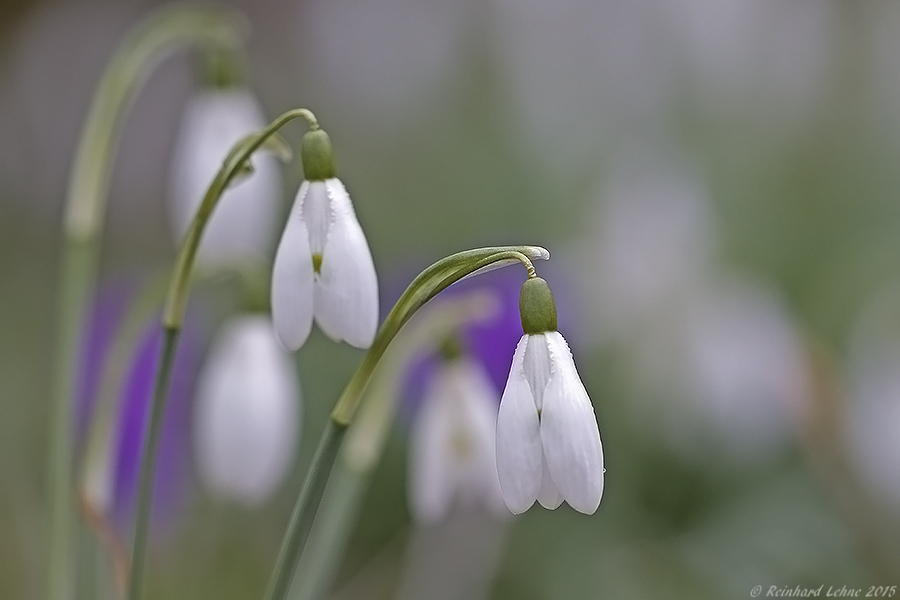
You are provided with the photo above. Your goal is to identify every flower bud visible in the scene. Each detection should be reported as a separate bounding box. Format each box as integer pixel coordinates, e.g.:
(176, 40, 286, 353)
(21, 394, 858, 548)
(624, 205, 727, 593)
(519, 277, 557, 335)
(300, 129, 337, 181)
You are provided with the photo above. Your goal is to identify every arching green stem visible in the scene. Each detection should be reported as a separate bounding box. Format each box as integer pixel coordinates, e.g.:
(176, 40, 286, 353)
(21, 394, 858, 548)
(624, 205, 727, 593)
(47, 7, 243, 600)
(127, 107, 317, 600)
(291, 292, 501, 600)
(262, 245, 548, 600)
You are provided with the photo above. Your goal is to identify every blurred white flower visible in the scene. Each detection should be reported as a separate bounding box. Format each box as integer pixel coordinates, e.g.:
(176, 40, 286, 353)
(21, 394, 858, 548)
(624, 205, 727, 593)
(496, 330, 604, 515)
(168, 88, 281, 270)
(409, 356, 506, 524)
(194, 315, 300, 506)
(632, 276, 810, 460)
(579, 157, 716, 343)
(271, 177, 378, 351)
(844, 283, 900, 507)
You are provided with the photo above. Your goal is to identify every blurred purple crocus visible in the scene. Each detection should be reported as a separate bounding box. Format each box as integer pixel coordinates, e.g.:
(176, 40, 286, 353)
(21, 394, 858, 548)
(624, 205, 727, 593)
(401, 267, 524, 417)
(77, 283, 201, 535)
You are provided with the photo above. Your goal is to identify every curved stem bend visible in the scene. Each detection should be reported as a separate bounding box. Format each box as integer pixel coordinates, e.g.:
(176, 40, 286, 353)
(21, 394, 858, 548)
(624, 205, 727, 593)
(262, 244, 548, 600)
(128, 107, 318, 600)
(48, 7, 243, 600)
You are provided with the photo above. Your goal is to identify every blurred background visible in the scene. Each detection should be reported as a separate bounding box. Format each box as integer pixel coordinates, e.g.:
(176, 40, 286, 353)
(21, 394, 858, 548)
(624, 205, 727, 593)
(3, 0, 900, 598)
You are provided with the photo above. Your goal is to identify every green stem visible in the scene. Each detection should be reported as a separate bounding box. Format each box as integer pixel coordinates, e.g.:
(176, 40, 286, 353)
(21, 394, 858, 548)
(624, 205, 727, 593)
(263, 246, 548, 600)
(126, 327, 180, 600)
(47, 7, 243, 600)
(126, 108, 317, 600)
(162, 107, 317, 329)
(63, 6, 244, 241)
(48, 239, 94, 600)
(331, 247, 544, 426)
(264, 423, 348, 600)
(290, 292, 500, 600)
(80, 272, 169, 516)
(289, 464, 367, 600)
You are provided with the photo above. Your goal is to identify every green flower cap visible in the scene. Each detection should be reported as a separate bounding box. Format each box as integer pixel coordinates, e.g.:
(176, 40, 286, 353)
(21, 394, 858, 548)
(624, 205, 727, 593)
(438, 333, 465, 362)
(203, 46, 245, 89)
(519, 277, 557, 335)
(301, 129, 337, 181)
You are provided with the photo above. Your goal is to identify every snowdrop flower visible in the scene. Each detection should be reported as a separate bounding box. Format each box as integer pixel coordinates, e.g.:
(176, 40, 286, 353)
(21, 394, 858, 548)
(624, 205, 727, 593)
(496, 277, 604, 515)
(271, 128, 378, 350)
(409, 343, 506, 524)
(168, 87, 281, 270)
(194, 315, 300, 506)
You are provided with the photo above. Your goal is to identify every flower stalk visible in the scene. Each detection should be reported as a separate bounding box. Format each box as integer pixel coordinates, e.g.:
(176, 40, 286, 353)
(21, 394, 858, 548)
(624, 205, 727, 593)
(127, 107, 316, 600)
(262, 245, 548, 600)
(47, 7, 243, 600)
(291, 292, 501, 600)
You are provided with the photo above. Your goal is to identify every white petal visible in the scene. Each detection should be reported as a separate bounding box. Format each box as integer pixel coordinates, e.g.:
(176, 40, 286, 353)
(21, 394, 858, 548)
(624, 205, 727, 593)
(409, 358, 502, 523)
(409, 370, 457, 524)
(313, 179, 379, 348)
(194, 316, 301, 505)
(540, 331, 604, 514)
(495, 336, 543, 514)
(303, 181, 331, 255)
(523, 333, 552, 411)
(445, 359, 506, 517)
(536, 453, 563, 510)
(168, 89, 280, 269)
(271, 182, 315, 351)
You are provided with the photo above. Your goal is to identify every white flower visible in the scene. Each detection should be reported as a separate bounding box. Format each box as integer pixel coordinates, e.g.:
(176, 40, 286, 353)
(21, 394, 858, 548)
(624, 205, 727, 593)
(271, 177, 378, 351)
(496, 331, 604, 515)
(193, 315, 300, 506)
(409, 357, 507, 524)
(168, 88, 281, 270)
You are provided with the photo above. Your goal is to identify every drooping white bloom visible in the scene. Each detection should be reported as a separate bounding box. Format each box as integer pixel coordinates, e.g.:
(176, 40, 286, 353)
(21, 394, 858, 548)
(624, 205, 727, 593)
(271, 139, 379, 351)
(496, 331, 604, 515)
(168, 88, 281, 270)
(409, 357, 507, 524)
(194, 315, 300, 506)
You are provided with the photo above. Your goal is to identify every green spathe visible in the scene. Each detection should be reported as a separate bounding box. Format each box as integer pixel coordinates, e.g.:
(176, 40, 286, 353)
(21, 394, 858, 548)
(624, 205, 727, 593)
(519, 277, 557, 334)
(301, 129, 337, 180)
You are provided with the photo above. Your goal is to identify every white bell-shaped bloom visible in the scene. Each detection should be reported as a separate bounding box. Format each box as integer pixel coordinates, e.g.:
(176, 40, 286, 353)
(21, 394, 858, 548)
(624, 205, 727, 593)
(169, 88, 281, 270)
(409, 357, 507, 523)
(271, 177, 378, 350)
(496, 331, 604, 515)
(194, 315, 300, 506)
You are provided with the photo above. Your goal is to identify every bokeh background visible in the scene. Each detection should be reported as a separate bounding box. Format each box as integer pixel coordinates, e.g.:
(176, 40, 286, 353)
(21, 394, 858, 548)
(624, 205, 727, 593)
(3, 0, 900, 598)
